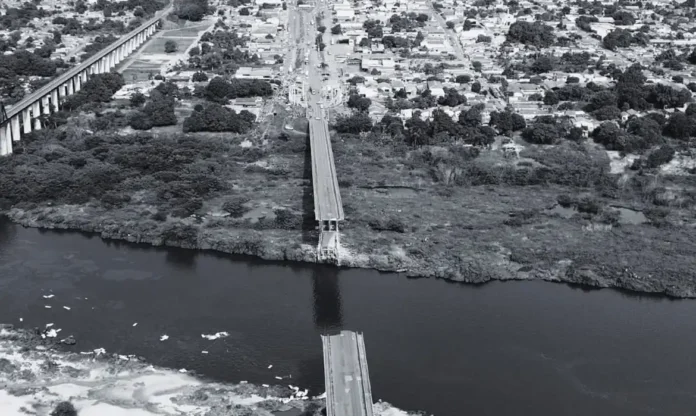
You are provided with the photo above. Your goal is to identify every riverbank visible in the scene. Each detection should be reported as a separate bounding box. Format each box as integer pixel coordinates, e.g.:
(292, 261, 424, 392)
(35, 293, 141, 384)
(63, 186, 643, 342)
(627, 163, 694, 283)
(1, 124, 696, 298)
(5, 185, 696, 298)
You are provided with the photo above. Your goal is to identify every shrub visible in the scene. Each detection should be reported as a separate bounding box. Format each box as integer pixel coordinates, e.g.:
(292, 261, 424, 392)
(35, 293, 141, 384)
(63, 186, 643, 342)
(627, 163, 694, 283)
(644, 145, 675, 169)
(129, 111, 153, 130)
(164, 40, 178, 53)
(129, 91, 146, 107)
(222, 196, 249, 217)
(51, 402, 77, 416)
(273, 208, 301, 229)
(191, 71, 208, 82)
(576, 196, 601, 214)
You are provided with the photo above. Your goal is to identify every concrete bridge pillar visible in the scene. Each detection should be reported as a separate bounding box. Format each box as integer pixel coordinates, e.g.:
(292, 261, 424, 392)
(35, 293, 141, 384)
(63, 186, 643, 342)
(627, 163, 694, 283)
(22, 109, 31, 134)
(11, 116, 20, 142)
(0, 123, 13, 156)
(51, 89, 59, 110)
(32, 102, 41, 130)
(74, 75, 82, 92)
(59, 83, 68, 101)
(66, 79, 74, 95)
(41, 96, 50, 115)
(81, 70, 88, 84)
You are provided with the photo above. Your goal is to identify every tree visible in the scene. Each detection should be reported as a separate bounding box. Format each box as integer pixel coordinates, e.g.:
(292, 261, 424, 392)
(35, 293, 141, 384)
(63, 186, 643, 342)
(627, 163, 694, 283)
(476, 34, 491, 43)
(333, 112, 373, 134)
(191, 71, 208, 82)
(506, 21, 555, 48)
(331, 24, 341, 34)
(603, 28, 635, 50)
(592, 122, 626, 150)
(129, 110, 154, 130)
(143, 93, 177, 126)
(318, 25, 326, 33)
(176, 0, 209, 21)
(164, 40, 178, 53)
(183, 103, 255, 132)
(471, 81, 481, 93)
(459, 104, 484, 128)
(239, 7, 250, 15)
(567, 127, 585, 142)
(490, 110, 526, 133)
(472, 61, 482, 72)
(446, 21, 455, 29)
(644, 145, 675, 168)
(592, 105, 622, 121)
(647, 84, 692, 109)
(612, 11, 635, 25)
(347, 76, 365, 85)
(663, 112, 695, 140)
(455, 74, 471, 84)
(347, 93, 372, 112)
(438, 88, 467, 107)
(531, 55, 555, 73)
(522, 123, 557, 144)
(543, 90, 559, 105)
(130, 91, 146, 107)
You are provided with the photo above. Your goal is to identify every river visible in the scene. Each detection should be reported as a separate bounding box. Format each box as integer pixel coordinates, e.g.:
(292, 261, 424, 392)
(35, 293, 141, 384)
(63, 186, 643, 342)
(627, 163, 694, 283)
(1, 218, 696, 416)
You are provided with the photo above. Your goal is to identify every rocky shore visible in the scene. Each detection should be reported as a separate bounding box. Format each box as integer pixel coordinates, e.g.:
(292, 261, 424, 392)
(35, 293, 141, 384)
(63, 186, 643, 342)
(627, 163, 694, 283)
(0, 324, 327, 416)
(6, 200, 696, 299)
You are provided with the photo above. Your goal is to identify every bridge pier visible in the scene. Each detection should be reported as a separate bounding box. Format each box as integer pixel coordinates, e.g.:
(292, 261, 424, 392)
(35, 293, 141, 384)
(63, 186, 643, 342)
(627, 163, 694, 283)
(0, 123, 12, 156)
(11, 116, 20, 142)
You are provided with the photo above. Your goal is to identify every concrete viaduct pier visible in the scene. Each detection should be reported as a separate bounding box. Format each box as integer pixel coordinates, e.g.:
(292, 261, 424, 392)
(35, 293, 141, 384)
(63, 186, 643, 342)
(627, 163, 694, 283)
(321, 331, 375, 416)
(0, 5, 173, 156)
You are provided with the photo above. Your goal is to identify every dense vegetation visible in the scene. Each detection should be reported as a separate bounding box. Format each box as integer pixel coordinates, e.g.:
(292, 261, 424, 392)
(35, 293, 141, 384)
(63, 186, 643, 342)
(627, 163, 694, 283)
(203, 77, 274, 102)
(174, 0, 211, 21)
(0, 128, 233, 219)
(187, 30, 259, 74)
(183, 103, 256, 133)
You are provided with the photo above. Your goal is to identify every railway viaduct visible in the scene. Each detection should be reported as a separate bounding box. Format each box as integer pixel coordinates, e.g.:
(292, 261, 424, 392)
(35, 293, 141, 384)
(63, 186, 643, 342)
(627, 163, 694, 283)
(0, 5, 173, 156)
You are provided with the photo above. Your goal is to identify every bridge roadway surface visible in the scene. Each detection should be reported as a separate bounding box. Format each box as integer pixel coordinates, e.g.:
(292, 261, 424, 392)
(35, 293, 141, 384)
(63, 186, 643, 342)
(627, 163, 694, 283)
(322, 331, 374, 416)
(304, 7, 344, 222)
(4, 4, 173, 120)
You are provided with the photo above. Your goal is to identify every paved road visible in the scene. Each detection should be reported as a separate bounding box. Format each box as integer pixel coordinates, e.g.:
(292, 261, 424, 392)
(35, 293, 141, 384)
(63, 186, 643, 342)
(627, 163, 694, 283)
(296, 2, 344, 222)
(428, 1, 468, 61)
(322, 331, 374, 416)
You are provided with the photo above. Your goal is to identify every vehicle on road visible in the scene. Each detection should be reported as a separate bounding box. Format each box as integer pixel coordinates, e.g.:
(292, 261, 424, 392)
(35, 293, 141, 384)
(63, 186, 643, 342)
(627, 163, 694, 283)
(315, 116, 320, 120)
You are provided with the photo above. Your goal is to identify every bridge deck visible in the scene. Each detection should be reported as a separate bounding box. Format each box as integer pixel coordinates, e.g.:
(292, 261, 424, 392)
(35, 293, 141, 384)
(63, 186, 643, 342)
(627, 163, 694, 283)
(321, 331, 374, 416)
(309, 118, 344, 221)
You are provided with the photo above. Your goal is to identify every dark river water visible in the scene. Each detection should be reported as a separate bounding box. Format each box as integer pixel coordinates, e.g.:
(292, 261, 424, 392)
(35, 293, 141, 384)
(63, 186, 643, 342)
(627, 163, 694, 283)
(1, 218, 696, 416)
